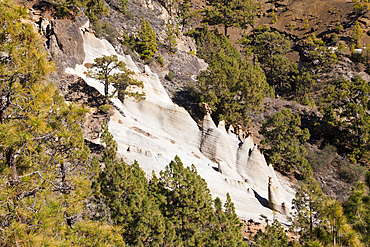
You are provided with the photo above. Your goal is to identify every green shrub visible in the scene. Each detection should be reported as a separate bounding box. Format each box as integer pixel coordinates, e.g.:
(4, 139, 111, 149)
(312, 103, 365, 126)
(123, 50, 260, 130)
(56, 4, 72, 18)
(99, 104, 111, 113)
(335, 24, 344, 33)
(165, 20, 177, 53)
(137, 19, 157, 60)
(166, 70, 175, 81)
(93, 21, 119, 43)
(118, 0, 128, 14)
(338, 161, 367, 183)
(156, 39, 165, 49)
(306, 145, 336, 172)
(156, 54, 165, 67)
(356, 41, 362, 49)
(184, 29, 200, 37)
(189, 50, 196, 56)
(185, 81, 201, 100)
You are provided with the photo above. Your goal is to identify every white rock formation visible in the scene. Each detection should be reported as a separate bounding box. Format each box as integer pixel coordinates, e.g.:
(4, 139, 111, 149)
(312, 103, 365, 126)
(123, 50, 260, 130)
(66, 23, 296, 223)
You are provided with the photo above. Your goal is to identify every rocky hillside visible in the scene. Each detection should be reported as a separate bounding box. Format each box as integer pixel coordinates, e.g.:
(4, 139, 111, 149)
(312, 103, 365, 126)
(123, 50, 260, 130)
(22, 0, 370, 210)
(4, 0, 370, 244)
(18, 0, 300, 224)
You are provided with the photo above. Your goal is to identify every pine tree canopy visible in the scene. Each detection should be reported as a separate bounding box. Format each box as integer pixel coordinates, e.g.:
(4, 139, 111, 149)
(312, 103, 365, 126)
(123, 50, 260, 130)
(196, 26, 272, 126)
(87, 55, 145, 103)
(323, 75, 370, 163)
(259, 108, 311, 176)
(0, 1, 93, 244)
(137, 19, 157, 60)
(204, 0, 261, 36)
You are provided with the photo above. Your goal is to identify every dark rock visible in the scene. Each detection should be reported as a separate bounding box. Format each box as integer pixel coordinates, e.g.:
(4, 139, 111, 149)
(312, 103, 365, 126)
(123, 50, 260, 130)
(49, 15, 87, 72)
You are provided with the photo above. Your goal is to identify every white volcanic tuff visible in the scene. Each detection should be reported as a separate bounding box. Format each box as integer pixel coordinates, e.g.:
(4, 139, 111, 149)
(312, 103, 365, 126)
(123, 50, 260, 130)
(66, 27, 295, 222)
(236, 136, 255, 182)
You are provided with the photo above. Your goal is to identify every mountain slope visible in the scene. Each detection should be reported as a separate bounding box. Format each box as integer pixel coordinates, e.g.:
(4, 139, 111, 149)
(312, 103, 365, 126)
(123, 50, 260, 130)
(66, 24, 296, 222)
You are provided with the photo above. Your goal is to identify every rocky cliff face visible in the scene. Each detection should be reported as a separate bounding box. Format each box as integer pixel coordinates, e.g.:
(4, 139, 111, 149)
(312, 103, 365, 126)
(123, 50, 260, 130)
(28, 1, 88, 94)
(64, 23, 295, 222)
(27, 0, 296, 222)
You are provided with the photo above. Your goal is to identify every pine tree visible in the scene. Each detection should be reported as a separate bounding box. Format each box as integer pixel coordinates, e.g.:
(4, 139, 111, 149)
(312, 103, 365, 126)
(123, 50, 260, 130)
(292, 178, 325, 242)
(197, 27, 272, 126)
(157, 156, 215, 246)
(304, 33, 339, 75)
(87, 55, 145, 104)
(352, 20, 364, 44)
(322, 75, 370, 163)
(118, 0, 128, 14)
(252, 220, 289, 246)
(54, 0, 109, 24)
(259, 109, 311, 175)
(0, 1, 92, 244)
(362, 43, 370, 65)
(204, 0, 260, 36)
(344, 172, 370, 244)
(212, 194, 247, 246)
(93, 124, 171, 246)
(137, 19, 157, 60)
(165, 20, 178, 53)
(322, 198, 362, 246)
(247, 27, 296, 96)
(176, 0, 192, 28)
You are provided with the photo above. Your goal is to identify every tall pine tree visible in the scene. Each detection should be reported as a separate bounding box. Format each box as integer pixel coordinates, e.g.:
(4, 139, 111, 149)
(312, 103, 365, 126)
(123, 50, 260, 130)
(156, 156, 215, 246)
(92, 123, 172, 246)
(212, 194, 247, 246)
(197, 26, 271, 126)
(204, 0, 260, 36)
(137, 19, 157, 60)
(87, 55, 145, 104)
(0, 1, 94, 244)
(259, 108, 311, 175)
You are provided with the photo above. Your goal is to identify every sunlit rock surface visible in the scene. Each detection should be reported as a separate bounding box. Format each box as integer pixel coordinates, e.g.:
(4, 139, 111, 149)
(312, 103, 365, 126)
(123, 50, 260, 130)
(66, 22, 296, 223)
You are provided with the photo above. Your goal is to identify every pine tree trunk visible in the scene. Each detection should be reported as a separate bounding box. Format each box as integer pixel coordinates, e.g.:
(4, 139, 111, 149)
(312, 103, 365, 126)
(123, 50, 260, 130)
(309, 204, 313, 239)
(105, 83, 109, 104)
(6, 148, 18, 183)
(0, 98, 6, 124)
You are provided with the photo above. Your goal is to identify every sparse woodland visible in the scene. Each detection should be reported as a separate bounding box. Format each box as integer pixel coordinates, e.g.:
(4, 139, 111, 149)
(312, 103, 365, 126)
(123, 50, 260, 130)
(2, 0, 370, 245)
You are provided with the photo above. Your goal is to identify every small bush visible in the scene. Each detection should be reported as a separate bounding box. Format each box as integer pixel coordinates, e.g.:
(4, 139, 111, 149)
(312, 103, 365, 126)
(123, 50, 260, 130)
(331, 33, 339, 44)
(156, 54, 165, 67)
(306, 145, 336, 171)
(185, 81, 201, 100)
(156, 40, 165, 49)
(122, 33, 137, 50)
(298, 94, 315, 107)
(99, 104, 111, 113)
(339, 162, 367, 183)
(165, 70, 175, 81)
(184, 29, 200, 38)
(126, 11, 135, 19)
(118, 0, 128, 14)
(56, 5, 72, 19)
(270, 11, 278, 24)
(189, 50, 196, 56)
(356, 41, 362, 49)
(335, 24, 344, 33)
(93, 22, 119, 44)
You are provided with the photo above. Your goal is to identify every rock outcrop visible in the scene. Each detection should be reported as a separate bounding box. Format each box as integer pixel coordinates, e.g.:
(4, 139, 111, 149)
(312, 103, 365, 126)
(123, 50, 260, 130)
(29, 2, 88, 94)
(65, 20, 295, 221)
(268, 177, 289, 215)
